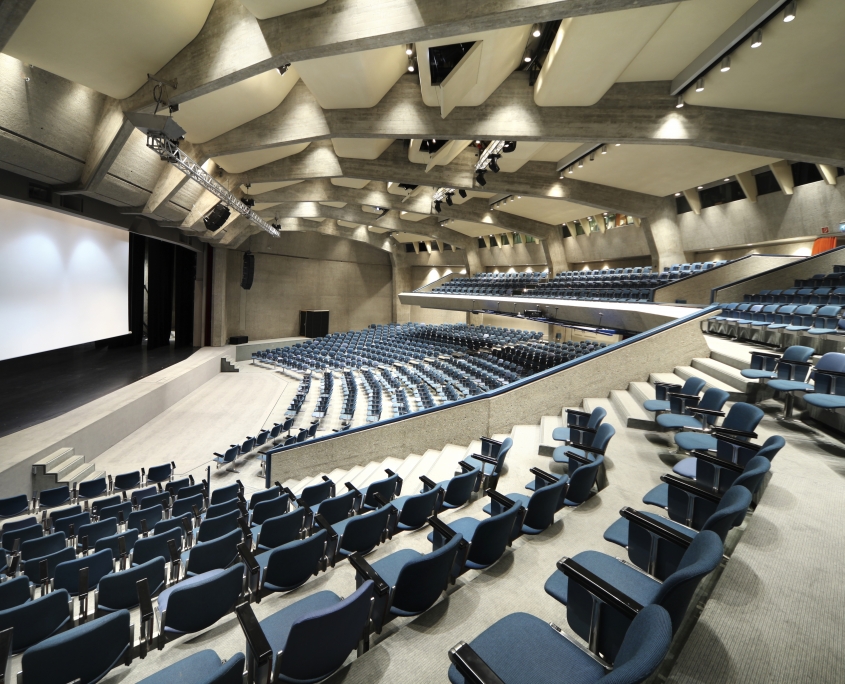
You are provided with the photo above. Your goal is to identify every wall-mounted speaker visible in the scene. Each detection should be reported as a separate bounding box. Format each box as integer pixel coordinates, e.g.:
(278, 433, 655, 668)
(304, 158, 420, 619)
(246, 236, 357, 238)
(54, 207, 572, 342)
(203, 203, 230, 232)
(241, 251, 255, 290)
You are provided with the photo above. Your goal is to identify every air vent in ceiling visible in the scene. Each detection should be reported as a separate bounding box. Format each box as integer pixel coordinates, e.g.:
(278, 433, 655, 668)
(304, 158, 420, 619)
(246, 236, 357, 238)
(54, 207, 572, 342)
(27, 183, 52, 204)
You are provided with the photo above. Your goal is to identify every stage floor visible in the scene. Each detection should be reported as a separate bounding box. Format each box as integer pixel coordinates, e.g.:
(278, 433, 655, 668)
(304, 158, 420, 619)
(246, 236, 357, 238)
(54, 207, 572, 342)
(0, 342, 198, 438)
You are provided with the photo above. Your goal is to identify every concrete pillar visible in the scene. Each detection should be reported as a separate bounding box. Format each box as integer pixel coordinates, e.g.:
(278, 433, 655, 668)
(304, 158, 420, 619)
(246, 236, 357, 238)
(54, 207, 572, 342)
(541, 233, 569, 276)
(736, 171, 757, 202)
(391, 255, 413, 324)
(769, 160, 795, 195)
(465, 246, 483, 277)
(682, 189, 702, 215)
(210, 247, 228, 346)
(641, 199, 685, 271)
(817, 164, 838, 186)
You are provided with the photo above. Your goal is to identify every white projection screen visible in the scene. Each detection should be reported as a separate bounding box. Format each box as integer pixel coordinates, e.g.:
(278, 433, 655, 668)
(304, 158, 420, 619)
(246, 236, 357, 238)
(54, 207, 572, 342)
(0, 197, 129, 361)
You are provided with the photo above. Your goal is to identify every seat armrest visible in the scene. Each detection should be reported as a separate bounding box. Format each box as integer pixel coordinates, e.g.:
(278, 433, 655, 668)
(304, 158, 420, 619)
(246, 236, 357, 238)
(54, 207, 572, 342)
(814, 369, 845, 378)
(689, 451, 744, 473)
(557, 557, 643, 620)
(480, 437, 503, 447)
(689, 407, 725, 417)
(372, 492, 391, 508)
(712, 427, 757, 439)
(565, 409, 591, 418)
(313, 513, 338, 540)
(620, 507, 691, 549)
(236, 603, 273, 679)
(471, 453, 499, 466)
(485, 489, 517, 516)
(780, 359, 812, 367)
(668, 393, 701, 400)
(660, 474, 722, 503)
(420, 475, 438, 491)
(565, 451, 592, 466)
(348, 552, 390, 597)
(428, 516, 457, 540)
(448, 642, 507, 684)
(345, 482, 362, 496)
(565, 442, 605, 455)
(711, 434, 761, 450)
(321, 475, 332, 482)
(238, 541, 260, 586)
(529, 467, 559, 484)
(458, 461, 477, 473)
(750, 351, 781, 360)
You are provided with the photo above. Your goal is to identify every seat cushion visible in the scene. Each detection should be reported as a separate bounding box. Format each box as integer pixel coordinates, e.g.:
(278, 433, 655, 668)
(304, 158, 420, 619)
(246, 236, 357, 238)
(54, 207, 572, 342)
(426, 516, 480, 545)
(642, 483, 669, 509)
(157, 568, 225, 614)
(525, 475, 567, 492)
(370, 549, 423, 588)
(643, 400, 670, 413)
(656, 414, 704, 430)
(136, 650, 234, 684)
(767, 380, 814, 392)
(804, 393, 845, 409)
(552, 445, 591, 465)
(740, 369, 775, 380)
(603, 512, 696, 549)
(447, 612, 606, 684)
(674, 432, 717, 452)
(482, 493, 529, 516)
(672, 457, 698, 479)
(544, 550, 661, 608)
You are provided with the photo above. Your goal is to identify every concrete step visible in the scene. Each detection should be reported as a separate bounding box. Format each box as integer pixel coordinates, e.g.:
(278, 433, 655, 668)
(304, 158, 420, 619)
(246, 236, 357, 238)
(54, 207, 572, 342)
(407, 449, 446, 484)
(395, 455, 421, 484)
(80, 469, 106, 483)
(582, 397, 622, 430)
(609, 389, 655, 430)
(325, 468, 349, 486)
(62, 461, 97, 486)
(628, 381, 656, 406)
(428, 444, 469, 484)
(350, 461, 384, 489)
(539, 415, 564, 456)
(709, 347, 752, 372)
(689, 357, 751, 391)
(49, 455, 87, 483)
(648, 372, 688, 388)
(339, 466, 364, 488)
(33, 447, 74, 477)
(681, 361, 748, 401)
(281, 478, 302, 492)
(296, 472, 329, 494)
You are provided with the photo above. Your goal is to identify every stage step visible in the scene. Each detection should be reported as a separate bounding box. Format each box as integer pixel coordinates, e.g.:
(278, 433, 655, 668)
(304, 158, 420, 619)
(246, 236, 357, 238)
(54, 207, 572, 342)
(32, 447, 75, 477)
(61, 461, 97, 487)
(221, 357, 239, 373)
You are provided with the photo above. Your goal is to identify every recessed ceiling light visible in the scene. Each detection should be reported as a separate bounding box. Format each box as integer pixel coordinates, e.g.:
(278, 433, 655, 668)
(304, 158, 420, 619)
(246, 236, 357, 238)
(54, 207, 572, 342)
(747, 243, 752, 246)
(524, 56, 532, 63)
(697, 185, 703, 189)
(578, 160, 584, 168)
(407, 65, 415, 72)
(615, 143, 621, 147)
(405, 48, 413, 56)
(695, 78, 705, 92)
(532, 28, 541, 37)
(601, 145, 607, 154)
(675, 192, 681, 197)
(783, 1, 796, 22)
(751, 29, 763, 48)
(724, 178, 731, 182)
(720, 56, 731, 72)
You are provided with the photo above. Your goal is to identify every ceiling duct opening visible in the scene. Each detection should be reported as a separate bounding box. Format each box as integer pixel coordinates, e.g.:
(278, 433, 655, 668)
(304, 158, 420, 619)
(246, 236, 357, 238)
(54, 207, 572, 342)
(520, 20, 562, 85)
(428, 42, 477, 85)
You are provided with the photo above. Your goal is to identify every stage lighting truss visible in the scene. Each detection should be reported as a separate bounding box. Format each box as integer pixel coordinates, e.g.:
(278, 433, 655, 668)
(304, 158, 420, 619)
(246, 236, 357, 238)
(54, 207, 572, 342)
(475, 140, 506, 172)
(145, 132, 280, 238)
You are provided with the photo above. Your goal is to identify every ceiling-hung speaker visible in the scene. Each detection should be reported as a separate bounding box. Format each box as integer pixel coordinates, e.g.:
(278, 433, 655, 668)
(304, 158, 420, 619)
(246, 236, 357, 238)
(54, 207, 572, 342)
(203, 203, 231, 232)
(241, 251, 255, 290)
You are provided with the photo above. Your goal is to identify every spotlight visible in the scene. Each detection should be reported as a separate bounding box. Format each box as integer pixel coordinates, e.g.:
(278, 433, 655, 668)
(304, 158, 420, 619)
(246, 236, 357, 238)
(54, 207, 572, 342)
(751, 29, 762, 48)
(489, 156, 500, 173)
(720, 56, 731, 72)
(568, 166, 574, 174)
(475, 171, 487, 187)
(278, 63, 290, 75)
(724, 178, 731, 183)
(169, 103, 179, 113)
(783, 0, 796, 22)
(524, 56, 532, 63)
(601, 145, 607, 154)
(502, 141, 517, 153)
(243, 198, 255, 207)
(405, 47, 413, 56)
(408, 65, 415, 72)
(577, 159, 584, 168)
(532, 28, 541, 37)
(445, 194, 453, 206)
(589, 152, 596, 161)
(676, 95, 685, 108)
(458, 189, 467, 198)
(695, 78, 705, 92)
(615, 143, 621, 146)
(697, 185, 703, 189)
(675, 192, 681, 197)
(434, 201, 442, 213)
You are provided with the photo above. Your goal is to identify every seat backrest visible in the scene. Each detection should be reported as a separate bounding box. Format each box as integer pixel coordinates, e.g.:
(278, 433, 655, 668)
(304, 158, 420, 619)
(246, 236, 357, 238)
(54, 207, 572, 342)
(76, 518, 118, 550)
(127, 504, 163, 533)
(0, 575, 31, 611)
(210, 483, 240, 506)
(132, 527, 182, 567)
(165, 478, 191, 498)
(466, 502, 522, 567)
(205, 498, 241, 520)
(316, 490, 358, 526)
(701, 485, 752, 542)
(0, 494, 30, 518)
(0, 589, 72, 654)
(524, 478, 568, 529)
(747, 435, 785, 466)
(300, 480, 334, 507)
(397, 487, 440, 529)
(252, 496, 290, 527)
(363, 473, 401, 508)
(263, 529, 327, 592)
(654, 531, 723, 631)
(249, 486, 281, 510)
(275, 581, 375, 683)
(811, 352, 845, 395)
(21, 532, 66, 562)
(591, 423, 616, 453)
(98, 500, 132, 525)
(566, 455, 604, 504)
(197, 510, 240, 543)
(722, 402, 764, 434)
(97, 557, 166, 612)
(587, 406, 607, 429)
(177, 483, 205, 500)
(39, 485, 70, 509)
(113, 471, 141, 491)
(164, 565, 243, 634)
(2, 523, 42, 553)
(680, 377, 706, 396)
(257, 508, 307, 550)
(53, 548, 114, 595)
(172, 493, 205, 519)
(185, 529, 241, 576)
(602, 605, 673, 681)
(94, 529, 140, 558)
(146, 463, 173, 482)
(77, 478, 108, 500)
(392, 532, 464, 615)
(693, 388, 730, 425)
(444, 468, 479, 508)
(731, 456, 772, 499)
(338, 506, 392, 555)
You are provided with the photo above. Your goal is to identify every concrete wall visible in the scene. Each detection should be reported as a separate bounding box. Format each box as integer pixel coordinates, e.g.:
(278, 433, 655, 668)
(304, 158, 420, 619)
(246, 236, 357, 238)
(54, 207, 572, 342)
(693, 240, 816, 263)
(0, 347, 229, 497)
(677, 179, 845, 252)
(713, 245, 845, 303)
(269, 310, 711, 482)
(652, 254, 803, 305)
(564, 224, 652, 264)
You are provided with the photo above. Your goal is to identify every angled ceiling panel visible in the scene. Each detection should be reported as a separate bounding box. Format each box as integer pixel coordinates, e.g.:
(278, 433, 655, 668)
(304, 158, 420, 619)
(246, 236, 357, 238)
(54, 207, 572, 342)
(240, 0, 327, 20)
(213, 142, 310, 174)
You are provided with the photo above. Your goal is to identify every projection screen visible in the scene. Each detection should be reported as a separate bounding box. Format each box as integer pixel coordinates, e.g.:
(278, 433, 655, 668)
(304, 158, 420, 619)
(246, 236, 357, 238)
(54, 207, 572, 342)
(0, 197, 129, 361)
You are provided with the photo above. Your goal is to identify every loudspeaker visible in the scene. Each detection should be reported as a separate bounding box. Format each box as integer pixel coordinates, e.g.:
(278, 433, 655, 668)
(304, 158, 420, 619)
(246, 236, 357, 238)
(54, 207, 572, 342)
(229, 335, 248, 344)
(203, 203, 231, 232)
(300, 310, 329, 339)
(241, 251, 255, 290)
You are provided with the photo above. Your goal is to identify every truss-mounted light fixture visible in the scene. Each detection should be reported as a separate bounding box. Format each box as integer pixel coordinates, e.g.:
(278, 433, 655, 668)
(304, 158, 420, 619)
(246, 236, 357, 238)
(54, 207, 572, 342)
(130, 113, 280, 237)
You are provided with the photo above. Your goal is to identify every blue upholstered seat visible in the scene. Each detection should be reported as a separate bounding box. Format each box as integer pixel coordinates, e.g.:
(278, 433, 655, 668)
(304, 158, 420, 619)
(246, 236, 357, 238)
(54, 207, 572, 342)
(674, 403, 763, 453)
(552, 406, 607, 443)
(643, 377, 706, 414)
(135, 650, 245, 684)
(157, 565, 243, 636)
(655, 388, 729, 431)
(256, 508, 307, 552)
(183, 528, 241, 576)
(257, 529, 327, 593)
(391, 487, 441, 530)
(428, 501, 521, 571)
(97, 557, 166, 613)
(333, 504, 393, 558)
(53, 548, 113, 595)
(0, 588, 71, 653)
(673, 434, 784, 479)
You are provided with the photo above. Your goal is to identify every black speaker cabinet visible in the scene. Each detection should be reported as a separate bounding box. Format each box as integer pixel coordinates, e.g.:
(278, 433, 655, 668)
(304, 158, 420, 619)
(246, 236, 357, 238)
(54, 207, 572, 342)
(241, 251, 255, 290)
(229, 335, 248, 345)
(300, 310, 329, 339)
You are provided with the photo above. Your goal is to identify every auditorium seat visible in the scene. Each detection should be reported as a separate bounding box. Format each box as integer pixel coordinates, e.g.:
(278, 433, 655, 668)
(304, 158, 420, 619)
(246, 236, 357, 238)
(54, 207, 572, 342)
(157, 565, 243, 640)
(255, 508, 307, 553)
(673, 434, 785, 481)
(447, 604, 672, 684)
(257, 529, 327, 593)
(0, 589, 72, 654)
(183, 528, 241, 577)
(20, 608, 132, 684)
(552, 406, 606, 444)
(0, 494, 30, 519)
(332, 504, 394, 559)
(673, 403, 764, 453)
(643, 376, 706, 414)
(545, 531, 723, 662)
(135, 650, 245, 684)
(483, 475, 567, 534)
(210, 483, 241, 506)
(390, 486, 442, 530)
(655, 388, 730, 431)
(96, 557, 166, 614)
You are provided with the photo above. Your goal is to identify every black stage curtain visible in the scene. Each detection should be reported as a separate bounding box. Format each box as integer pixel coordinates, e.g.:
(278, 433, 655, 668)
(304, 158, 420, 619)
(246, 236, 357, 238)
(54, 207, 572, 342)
(127, 233, 146, 345)
(174, 246, 197, 348)
(147, 239, 174, 349)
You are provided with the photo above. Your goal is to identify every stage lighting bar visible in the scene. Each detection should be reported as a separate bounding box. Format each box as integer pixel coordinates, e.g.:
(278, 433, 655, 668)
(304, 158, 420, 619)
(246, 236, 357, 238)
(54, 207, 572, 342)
(475, 140, 506, 172)
(432, 187, 455, 202)
(145, 132, 279, 237)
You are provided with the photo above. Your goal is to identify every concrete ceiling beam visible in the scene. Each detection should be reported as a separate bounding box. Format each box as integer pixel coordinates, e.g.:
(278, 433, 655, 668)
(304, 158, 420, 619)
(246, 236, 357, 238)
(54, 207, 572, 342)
(0, 0, 36, 52)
